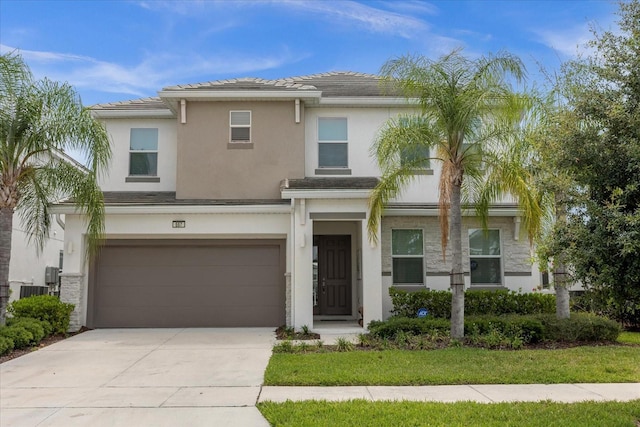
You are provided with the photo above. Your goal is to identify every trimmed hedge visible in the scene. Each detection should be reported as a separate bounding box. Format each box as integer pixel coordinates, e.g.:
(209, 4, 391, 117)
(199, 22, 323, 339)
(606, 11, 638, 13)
(390, 288, 555, 318)
(368, 313, 620, 344)
(0, 336, 15, 356)
(6, 317, 47, 344)
(465, 315, 545, 344)
(8, 295, 74, 334)
(368, 317, 451, 338)
(0, 325, 33, 349)
(538, 313, 621, 342)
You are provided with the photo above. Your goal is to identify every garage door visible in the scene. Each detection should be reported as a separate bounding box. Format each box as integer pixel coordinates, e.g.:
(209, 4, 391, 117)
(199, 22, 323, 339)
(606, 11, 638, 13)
(88, 239, 285, 328)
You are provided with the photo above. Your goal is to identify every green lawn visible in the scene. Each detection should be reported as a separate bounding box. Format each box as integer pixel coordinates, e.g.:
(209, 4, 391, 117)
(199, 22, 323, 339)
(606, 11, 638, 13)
(618, 332, 640, 345)
(257, 400, 640, 427)
(264, 346, 640, 386)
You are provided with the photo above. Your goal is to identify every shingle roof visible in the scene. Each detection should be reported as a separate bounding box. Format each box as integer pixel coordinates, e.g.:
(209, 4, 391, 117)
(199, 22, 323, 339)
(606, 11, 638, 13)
(284, 72, 392, 97)
(91, 71, 400, 110)
(90, 97, 168, 110)
(162, 71, 395, 97)
(58, 192, 289, 206)
(283, 177, 379, 190)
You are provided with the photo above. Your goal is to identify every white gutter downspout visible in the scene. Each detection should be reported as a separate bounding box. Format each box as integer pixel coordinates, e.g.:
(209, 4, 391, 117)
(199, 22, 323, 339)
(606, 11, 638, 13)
(55, 214, 65, 230)
(514, 216, 521, 241)
(295, 99, 300, 123)
(180, 99, 187, 124)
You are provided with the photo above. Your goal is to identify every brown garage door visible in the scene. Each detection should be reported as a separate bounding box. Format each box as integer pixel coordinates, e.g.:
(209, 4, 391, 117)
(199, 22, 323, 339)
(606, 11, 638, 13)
(88, 239, 285, 328)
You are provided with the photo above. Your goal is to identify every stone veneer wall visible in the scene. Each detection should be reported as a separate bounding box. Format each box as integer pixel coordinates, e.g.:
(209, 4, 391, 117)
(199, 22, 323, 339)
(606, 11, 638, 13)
(60, 273, 84, 332)
(381, 216, 532, 288)
(285, 272, 292, 326)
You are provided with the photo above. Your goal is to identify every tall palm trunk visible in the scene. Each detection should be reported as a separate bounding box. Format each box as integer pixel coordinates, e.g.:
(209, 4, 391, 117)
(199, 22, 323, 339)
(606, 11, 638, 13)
(0, 207, 13, 325)
(450, 178, 465, 339)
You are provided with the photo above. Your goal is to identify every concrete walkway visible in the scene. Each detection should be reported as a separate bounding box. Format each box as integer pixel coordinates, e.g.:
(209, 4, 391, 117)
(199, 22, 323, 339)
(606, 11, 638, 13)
(259, 383, 640, 404)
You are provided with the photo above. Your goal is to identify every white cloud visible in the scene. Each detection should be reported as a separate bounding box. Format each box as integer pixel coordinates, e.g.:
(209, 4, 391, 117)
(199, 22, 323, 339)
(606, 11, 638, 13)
(1, 44, 304, 98)
(279, 0, 428, 38)
(534, 23, 594, 57)
(136, 0, 429, 39)
(382, 0, 438, 16)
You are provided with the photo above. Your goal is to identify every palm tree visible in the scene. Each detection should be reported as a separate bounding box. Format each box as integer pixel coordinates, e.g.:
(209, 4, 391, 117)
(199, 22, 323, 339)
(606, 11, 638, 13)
(368, 50, 542, 339)
(0, 51, 111, 324)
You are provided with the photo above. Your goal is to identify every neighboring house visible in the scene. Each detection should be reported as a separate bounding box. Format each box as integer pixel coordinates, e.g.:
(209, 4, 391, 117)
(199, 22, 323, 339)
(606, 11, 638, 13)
(8, 214, 63, 303)
(8, 150, 84, 303)
(53, 72, 543, 332)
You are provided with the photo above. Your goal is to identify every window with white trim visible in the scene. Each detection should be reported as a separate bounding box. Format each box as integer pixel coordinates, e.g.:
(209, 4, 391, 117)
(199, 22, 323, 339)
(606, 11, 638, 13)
(392, 229, 424, 285)
(230, 111, 251, 143)
(318, 117, 348, 168)
(469, 229, 502, 285)
(400, 145, 430, 169)
(129, 128, 158, 176)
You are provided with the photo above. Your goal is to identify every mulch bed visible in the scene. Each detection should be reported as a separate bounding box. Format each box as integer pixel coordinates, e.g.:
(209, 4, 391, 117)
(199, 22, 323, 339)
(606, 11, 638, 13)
(275, 325, 320, 340)
(0, 326, 91, 364)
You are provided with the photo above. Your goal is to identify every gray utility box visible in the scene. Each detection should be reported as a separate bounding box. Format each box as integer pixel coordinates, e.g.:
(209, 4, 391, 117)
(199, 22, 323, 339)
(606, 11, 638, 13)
(45, 266, 59, 284)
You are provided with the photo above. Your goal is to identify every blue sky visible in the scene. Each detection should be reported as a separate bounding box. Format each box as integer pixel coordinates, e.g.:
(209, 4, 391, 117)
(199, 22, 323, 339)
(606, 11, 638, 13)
(1, 0, 620, 106)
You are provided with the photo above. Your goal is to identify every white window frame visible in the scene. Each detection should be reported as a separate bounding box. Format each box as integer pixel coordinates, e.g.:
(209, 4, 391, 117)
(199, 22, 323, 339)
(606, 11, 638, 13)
(129, 128, 158, 176)
(391, 228, 424, 286)
(468, 228, 503, 286)
(229, 110, 251, 143)
(400, 145, 431, 170)
(317, 117, 348, 168)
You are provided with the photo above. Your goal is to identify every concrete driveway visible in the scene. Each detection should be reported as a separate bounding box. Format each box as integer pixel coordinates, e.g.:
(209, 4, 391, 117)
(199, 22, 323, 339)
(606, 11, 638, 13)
(0, 328, 275, 427)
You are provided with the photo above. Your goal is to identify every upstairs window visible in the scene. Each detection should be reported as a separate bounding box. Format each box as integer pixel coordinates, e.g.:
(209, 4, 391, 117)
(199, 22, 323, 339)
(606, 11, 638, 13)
(230, 111, 251, 143)
(400, 145, 430, 170)
(318, 117, 348, 168)
(129, 128, 158, 176)
(469, 229, 502, 285)
(392, 229, 424, 285)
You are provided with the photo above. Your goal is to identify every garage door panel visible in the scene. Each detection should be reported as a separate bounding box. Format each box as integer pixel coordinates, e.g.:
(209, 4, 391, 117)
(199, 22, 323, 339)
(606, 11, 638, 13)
(97, 284, 284, 308)
(101, 305, 284, 328)
(90, 240, 285, 328)
(97, 265, 282, 288)
(99, 246, 281, 267)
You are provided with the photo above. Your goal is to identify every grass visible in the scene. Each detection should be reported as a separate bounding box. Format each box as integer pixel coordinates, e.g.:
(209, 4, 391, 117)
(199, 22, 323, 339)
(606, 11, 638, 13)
(264, 346, 640, 386)
(258, 400, 640, 427)
(618, 331, 640, 345)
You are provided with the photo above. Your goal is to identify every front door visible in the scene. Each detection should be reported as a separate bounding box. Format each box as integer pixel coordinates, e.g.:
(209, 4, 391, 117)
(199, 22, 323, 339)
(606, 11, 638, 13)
(317, 235, 351, 315)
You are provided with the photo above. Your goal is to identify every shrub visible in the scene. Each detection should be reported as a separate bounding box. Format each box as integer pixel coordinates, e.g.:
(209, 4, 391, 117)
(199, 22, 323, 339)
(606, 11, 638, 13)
(6, 317, 46, 344)
(335, 337, 354, 352)
(8, 295, 74, 334)
(389, 288, 556, 319)
(465, 315, 545, 344)
(273, 340, 294, 353)
(572, 290, 640, 329)
(368, 317, 450, 339)
(368, 313, 617, 347)
(537, 313, 621, 342)
(0, 336, 15, 356)
(389, 289, 451, 318)
(0, 325, 34, 349)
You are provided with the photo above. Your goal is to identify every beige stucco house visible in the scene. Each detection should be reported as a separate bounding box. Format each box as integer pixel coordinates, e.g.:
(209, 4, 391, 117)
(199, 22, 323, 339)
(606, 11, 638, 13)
(52, 72, 542, 332)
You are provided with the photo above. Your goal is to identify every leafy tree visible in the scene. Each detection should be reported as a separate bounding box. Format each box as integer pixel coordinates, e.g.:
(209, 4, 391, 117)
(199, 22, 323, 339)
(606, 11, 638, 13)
(368, 50, 542, 338)
(526, 86, 579, 319)
(537, 0, 640, 327)
(0, 52, 111, 325)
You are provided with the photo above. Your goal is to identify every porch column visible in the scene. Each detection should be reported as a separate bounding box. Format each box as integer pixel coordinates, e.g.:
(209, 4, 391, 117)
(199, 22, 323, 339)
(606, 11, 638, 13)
(361, 219, 382, 328)
(293, 200, 314, 329)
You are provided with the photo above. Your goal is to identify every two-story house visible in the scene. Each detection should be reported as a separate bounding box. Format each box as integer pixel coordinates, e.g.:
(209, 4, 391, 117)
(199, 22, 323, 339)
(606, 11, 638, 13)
(53, 72, 539, 332)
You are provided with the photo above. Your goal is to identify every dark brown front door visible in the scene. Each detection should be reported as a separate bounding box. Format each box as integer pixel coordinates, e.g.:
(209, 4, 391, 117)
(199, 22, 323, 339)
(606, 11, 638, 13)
(318, 235, 351, 315)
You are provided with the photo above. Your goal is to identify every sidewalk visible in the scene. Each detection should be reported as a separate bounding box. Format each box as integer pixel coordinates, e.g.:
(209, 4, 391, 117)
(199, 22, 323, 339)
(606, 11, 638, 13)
(259, 383, 640, 404)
